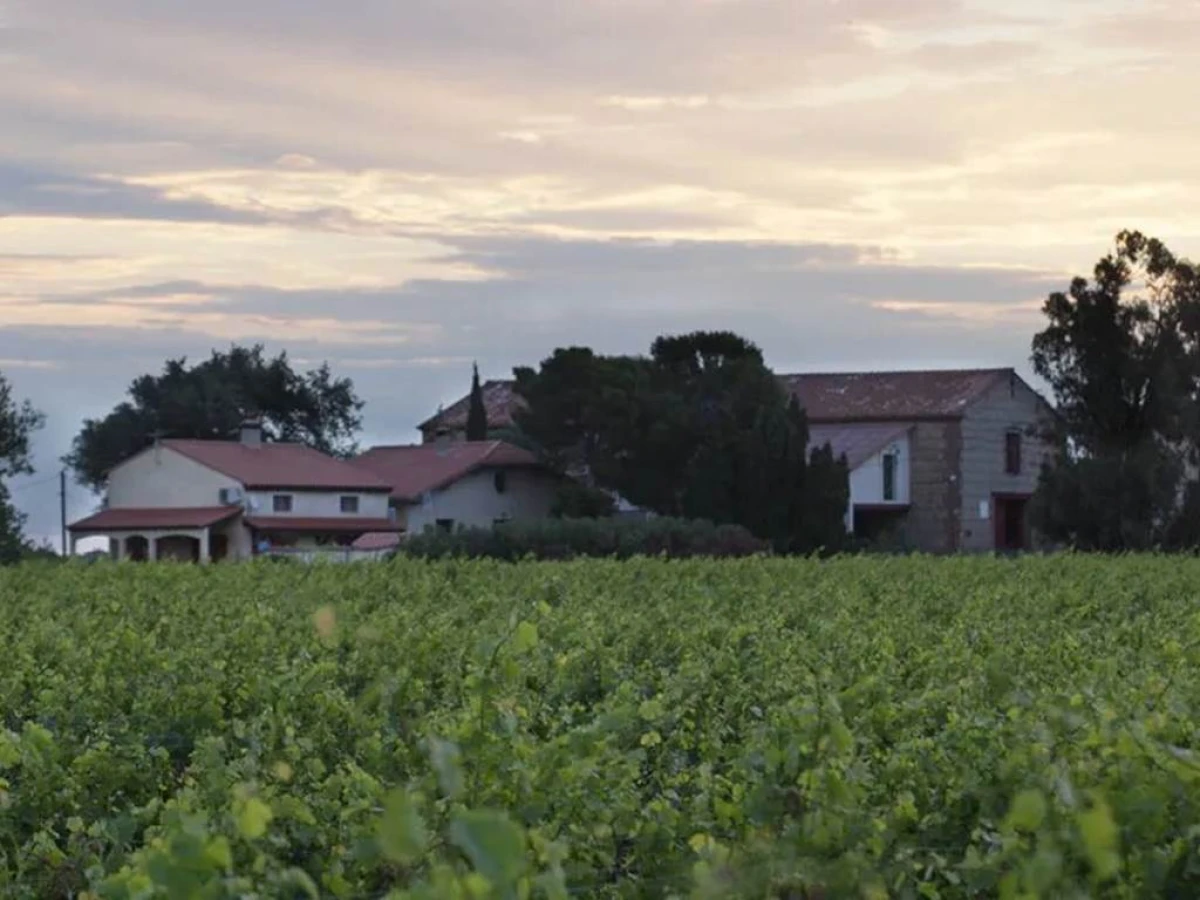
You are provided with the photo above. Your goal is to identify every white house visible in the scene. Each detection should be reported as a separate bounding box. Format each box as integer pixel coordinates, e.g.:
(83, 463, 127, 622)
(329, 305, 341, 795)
(67, 421, 402, 562)
(350, 440, 561, 541)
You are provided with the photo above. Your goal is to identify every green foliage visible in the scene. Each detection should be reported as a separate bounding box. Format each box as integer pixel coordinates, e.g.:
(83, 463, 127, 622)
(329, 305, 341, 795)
(512, 331, 850, 552)
(0, 370, 46, 564)
(2, 555, 1200, 897)
(402, 516, 769, 560)
(64, 344, 364, 491)
(466, 363, 489, 442)
(1031, 229, 1200, 549)
(549, 481, 617, 519)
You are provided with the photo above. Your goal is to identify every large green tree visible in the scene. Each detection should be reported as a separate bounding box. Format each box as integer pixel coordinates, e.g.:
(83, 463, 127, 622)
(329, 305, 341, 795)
(1030, 230, 1200, 550)
(0, 371, 46, 563)
(511, 331, 849, 552)
(65, 344, 364, 491)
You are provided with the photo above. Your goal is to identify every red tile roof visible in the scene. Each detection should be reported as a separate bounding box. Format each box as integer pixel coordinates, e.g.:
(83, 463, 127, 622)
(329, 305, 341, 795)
(161, 439, 391, 491)
(780, 369, 1013, 422)
(417, 368, 1019, 434)
(351, 440, 543, 502)
(69, 506, 241, 532)
(244, 516, 404, 533)
(418, 380, 522, 434)
(809, 422, 913, 469)
(352, 531, 403, 551)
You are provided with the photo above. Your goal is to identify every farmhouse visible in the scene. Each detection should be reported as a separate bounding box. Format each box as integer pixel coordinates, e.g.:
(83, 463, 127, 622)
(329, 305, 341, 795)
(67, 420, 401, 562)
(419, 367, 1056, 553)
(350, 439, 560, 543)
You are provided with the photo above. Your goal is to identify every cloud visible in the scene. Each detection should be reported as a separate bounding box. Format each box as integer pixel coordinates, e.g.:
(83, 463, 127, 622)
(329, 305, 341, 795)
(0, 162, 271, 224)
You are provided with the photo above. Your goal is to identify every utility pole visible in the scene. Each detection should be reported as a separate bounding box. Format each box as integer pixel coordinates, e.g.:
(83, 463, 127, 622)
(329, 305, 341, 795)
(59, 468, 67, 557)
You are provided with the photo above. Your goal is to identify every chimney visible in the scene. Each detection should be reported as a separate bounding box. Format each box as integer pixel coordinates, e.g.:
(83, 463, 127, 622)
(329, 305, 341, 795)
(240, 418, 263, 447)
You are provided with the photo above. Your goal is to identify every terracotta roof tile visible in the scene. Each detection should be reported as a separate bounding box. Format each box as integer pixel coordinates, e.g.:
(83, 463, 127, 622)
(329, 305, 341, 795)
(418, 380, 522, 433)
(162, 440, 391, 491)
(417, 368, 1019, 434)
(244, 516, 403, 533)
(779, 369, 1011, 422)
(353, 531, 403, 551)
(352, 440, 542, 502)
(809, 422, 913, 469)
(69, 506, 241, 532)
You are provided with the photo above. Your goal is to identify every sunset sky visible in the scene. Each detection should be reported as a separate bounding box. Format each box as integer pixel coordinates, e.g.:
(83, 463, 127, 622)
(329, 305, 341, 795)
(3, 0, 1198, 545)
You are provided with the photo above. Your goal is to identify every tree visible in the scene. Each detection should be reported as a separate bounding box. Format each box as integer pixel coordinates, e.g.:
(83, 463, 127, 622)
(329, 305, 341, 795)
(512, 331, 850, 552)
(1030, 230, 1200, 550)
(465, 363, 489, 441)
(65, 344, 364, 491)
(0, 370, 46, 563)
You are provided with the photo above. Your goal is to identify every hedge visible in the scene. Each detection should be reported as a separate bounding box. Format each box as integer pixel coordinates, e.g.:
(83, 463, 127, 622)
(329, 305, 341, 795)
(401, 516, 768, 560)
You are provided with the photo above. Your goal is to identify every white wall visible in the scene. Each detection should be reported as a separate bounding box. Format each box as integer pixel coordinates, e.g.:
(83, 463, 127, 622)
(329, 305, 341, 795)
(405, 468, 558, 534)
(107, 445, 240, 508)
(850, 435, 911, 503)
(245, 489, 390, 519)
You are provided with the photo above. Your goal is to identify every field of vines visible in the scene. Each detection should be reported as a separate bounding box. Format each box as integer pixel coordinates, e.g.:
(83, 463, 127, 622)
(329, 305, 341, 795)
(1, 556, 1199, 898)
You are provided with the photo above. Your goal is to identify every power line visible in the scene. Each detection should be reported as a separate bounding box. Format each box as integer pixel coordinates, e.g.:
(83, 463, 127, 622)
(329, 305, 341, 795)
(7, 472, 59, 496)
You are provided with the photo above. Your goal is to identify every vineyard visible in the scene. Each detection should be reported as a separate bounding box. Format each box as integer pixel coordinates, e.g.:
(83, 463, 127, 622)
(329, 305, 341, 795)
(0, 556, 1198, 898)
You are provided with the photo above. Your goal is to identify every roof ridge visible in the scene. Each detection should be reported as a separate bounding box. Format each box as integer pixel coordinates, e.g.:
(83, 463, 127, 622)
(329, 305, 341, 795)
(779, 366, 1012, 378)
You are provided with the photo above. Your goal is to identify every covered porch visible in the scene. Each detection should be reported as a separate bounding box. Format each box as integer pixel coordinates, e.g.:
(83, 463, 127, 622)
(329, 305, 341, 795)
(67, 506, 243, 562)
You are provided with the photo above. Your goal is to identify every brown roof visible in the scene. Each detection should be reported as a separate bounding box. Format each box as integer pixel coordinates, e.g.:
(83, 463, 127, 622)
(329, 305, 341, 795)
(809, 422, 913, 469)
(351, 440, 543, 502)
(780, 368, 1012, 422)
(69, 506, 241, 532)
(244, 516, 404, 533)
(417, 368, 1018, 434)
(418, 380, 523, 433)
(161, 439, 391, 491)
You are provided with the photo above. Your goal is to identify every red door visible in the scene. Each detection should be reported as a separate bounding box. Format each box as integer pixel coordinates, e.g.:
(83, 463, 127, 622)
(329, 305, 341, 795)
(993, 495, 1029, 552)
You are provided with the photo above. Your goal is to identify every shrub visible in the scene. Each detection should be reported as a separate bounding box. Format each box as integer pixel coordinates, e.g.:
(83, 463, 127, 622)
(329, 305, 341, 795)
(401, 516, 768, 560)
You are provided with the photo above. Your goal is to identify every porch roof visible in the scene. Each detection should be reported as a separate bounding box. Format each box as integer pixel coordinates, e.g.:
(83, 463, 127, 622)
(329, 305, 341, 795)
(68, 506, 241, 532)
(244, 516, 404, 533)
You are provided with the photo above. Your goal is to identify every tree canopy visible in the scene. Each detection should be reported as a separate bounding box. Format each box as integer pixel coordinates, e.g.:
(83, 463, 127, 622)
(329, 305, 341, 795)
(0, 370, 46, 563)
(511, 331, 849, 552)
(65, 344, 364, 491)
(1030, 230, 1200, 550)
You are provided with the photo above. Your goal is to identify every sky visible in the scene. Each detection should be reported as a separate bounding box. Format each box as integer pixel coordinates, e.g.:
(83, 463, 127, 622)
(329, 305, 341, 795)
(3, 0, 1199, 548)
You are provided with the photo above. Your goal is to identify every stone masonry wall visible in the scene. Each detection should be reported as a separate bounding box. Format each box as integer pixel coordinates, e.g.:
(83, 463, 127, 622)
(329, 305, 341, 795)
(898, 420, 962, 553)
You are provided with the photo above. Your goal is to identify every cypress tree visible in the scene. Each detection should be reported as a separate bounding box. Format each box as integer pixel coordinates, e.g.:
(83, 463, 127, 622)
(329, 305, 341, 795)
(466, 363, 488, 441)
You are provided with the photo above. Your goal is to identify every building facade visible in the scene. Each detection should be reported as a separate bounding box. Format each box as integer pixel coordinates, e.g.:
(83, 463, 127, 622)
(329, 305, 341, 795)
(421, 366, 1056, 552)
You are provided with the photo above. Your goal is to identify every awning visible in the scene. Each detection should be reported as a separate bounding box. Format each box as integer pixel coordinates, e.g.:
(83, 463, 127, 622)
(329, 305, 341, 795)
(68, 506, 242, 532)
(244, 516, 405, 533)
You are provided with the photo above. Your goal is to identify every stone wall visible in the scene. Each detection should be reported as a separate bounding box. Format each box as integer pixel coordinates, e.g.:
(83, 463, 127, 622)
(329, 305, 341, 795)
(897, 420, 962, 553)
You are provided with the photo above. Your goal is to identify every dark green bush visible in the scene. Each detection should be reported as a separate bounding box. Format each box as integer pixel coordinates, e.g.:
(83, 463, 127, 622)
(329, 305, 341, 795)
(402, 516, 768, 560)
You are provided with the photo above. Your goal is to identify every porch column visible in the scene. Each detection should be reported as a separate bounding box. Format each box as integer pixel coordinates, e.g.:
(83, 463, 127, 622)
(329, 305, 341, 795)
(147, 536, 158, 561)
(68, 533, 78, 557)
(200, 528, 211, 564)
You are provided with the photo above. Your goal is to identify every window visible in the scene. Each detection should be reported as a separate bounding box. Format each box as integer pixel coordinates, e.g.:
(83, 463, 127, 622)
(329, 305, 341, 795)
(493, 515, 511, 528)
(272, 494, 293, 513)
(1005, 430, 1022, 475)
(340, 495, 359, 514)
(436, 518, 454, 533)
(493, 470, 508, 493)
(882, 452, 897, 501)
